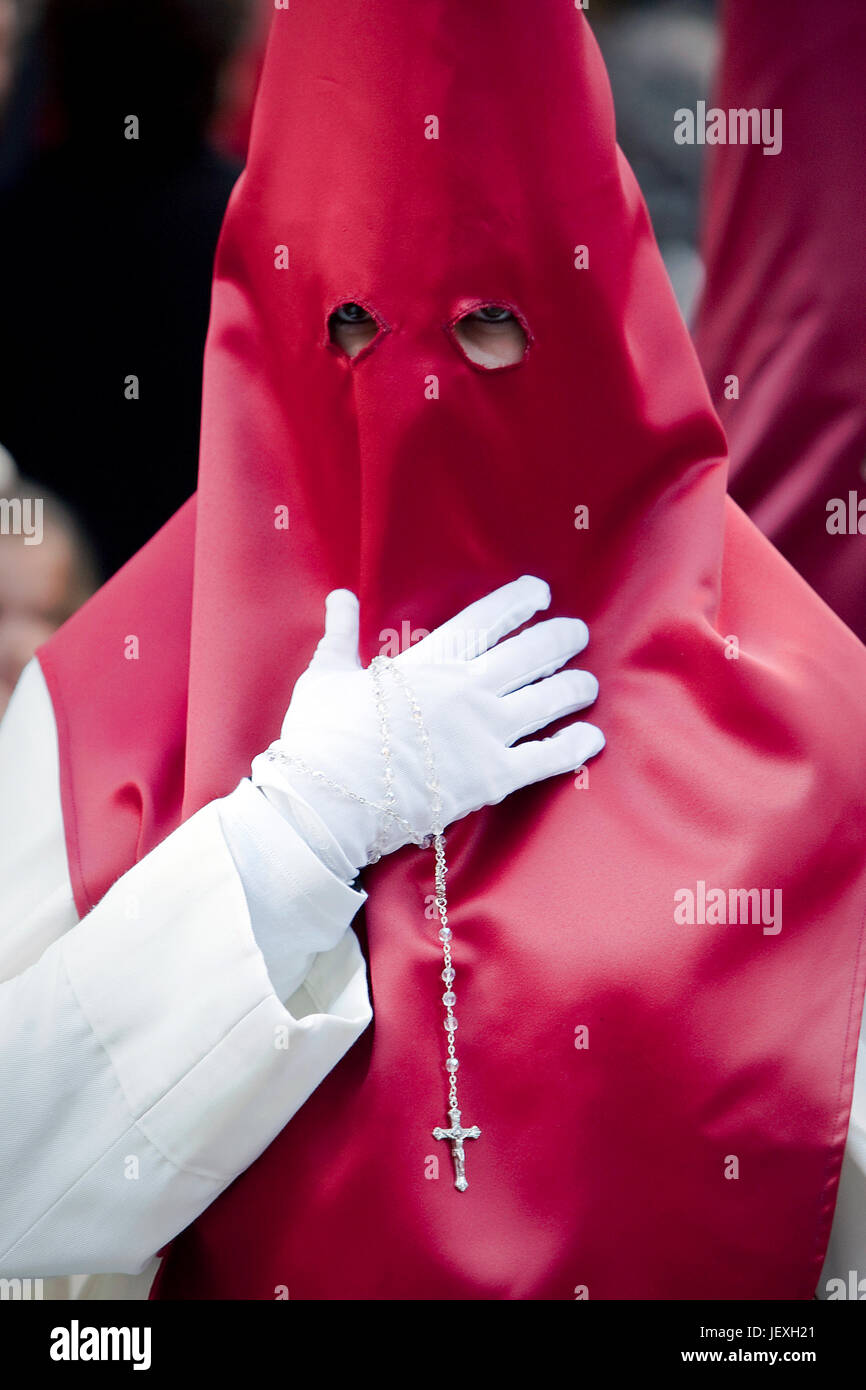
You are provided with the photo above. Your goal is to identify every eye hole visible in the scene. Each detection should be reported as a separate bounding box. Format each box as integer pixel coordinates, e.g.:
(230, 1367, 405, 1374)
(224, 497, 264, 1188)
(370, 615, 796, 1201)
(452, 305, 528, 369)
(328, 302, 381, 358)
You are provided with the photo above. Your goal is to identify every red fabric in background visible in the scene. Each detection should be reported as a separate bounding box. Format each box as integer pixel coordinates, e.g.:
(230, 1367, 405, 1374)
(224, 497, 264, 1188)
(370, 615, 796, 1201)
(694, 0, 866, 639)
(39, 2, 866, 1298)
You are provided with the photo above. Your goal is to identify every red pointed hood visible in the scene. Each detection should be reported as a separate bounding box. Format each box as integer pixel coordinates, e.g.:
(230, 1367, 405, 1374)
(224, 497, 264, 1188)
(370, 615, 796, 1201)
(181, 0, 729, 815)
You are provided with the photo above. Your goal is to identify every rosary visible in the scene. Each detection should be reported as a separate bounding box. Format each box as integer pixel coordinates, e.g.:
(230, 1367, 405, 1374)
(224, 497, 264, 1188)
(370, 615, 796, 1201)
(266, 654, 480, 1192)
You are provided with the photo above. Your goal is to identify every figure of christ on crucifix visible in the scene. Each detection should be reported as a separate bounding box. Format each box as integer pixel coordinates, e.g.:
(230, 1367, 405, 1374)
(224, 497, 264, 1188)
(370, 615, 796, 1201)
(433, 1108, 481, 1192)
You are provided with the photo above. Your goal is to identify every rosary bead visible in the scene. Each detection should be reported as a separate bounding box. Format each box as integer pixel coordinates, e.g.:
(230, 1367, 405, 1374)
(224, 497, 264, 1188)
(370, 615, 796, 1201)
(346, 656, 477, 1183)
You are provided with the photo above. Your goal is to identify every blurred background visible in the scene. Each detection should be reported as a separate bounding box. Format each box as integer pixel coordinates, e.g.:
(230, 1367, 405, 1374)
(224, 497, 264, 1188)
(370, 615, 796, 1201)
(0, 0, 862, 716)
(0, 0, 272, 712)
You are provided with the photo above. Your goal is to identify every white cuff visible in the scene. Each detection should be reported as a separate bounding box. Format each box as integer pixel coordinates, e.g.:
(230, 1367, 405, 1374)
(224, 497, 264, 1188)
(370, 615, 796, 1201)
(217, 777, 367, 1000)
(252, 763, 360, 885)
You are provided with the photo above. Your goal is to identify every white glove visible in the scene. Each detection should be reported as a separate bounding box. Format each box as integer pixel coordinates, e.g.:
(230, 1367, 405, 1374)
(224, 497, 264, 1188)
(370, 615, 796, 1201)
(251, 575, 603, 875)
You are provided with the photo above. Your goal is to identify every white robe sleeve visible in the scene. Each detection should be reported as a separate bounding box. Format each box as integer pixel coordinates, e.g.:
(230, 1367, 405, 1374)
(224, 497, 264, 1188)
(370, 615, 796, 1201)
(818, 1034, 866, 1298)
(0, 658, 372, 1284)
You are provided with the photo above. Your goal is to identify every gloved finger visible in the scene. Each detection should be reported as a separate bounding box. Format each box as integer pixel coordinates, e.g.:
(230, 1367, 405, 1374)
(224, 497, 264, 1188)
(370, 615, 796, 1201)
(308, 588, 361, 671)
(504, 720, 604, 789)
(500, 669, 599, 743)
(401, 574, 551, 666)
(477, 616, 589, 695)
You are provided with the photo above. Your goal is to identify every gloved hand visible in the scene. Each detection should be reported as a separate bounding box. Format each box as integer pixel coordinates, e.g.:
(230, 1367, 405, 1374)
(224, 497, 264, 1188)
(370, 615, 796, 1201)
(251, 575, 603, 875)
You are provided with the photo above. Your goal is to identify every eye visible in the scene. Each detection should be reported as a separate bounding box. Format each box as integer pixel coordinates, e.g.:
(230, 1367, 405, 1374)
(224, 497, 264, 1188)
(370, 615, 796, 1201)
(451, 305, 528, 369)
(333, 302, 371, 324)
(328, 302, 381, 358)
(470, 306, 514, 323)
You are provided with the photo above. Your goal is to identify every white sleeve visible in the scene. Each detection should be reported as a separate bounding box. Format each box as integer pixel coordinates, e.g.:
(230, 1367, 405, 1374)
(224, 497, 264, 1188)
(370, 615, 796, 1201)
(0, 659, 372, 1279)
(818, 1035, 866, 1298)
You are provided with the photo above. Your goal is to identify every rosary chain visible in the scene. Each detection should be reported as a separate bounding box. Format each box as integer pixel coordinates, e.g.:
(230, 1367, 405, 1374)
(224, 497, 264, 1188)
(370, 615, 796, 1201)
(265, 745, 418, 841)
(270, 652, 469, 1139)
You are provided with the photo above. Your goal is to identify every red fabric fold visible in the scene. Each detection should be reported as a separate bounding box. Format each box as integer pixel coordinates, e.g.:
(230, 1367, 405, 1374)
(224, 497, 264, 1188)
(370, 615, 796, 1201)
(695, 0, 866, 639)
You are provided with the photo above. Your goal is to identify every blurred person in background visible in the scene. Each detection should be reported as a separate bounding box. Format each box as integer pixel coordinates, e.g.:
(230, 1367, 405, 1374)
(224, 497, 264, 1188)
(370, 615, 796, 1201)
(208, 0, 271, 164)
(0, 444, 98, 718)
(694, 0, 866, 642)
(592, 0, 717, 322)
(0, 3, 45, 191)
(0, 0, 255, 578)
(0, 0, 18, 116)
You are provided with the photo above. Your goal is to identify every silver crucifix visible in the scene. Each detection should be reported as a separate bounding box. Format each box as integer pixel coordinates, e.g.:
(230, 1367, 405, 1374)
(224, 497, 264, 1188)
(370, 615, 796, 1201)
(432, 1107, 481, 1192)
